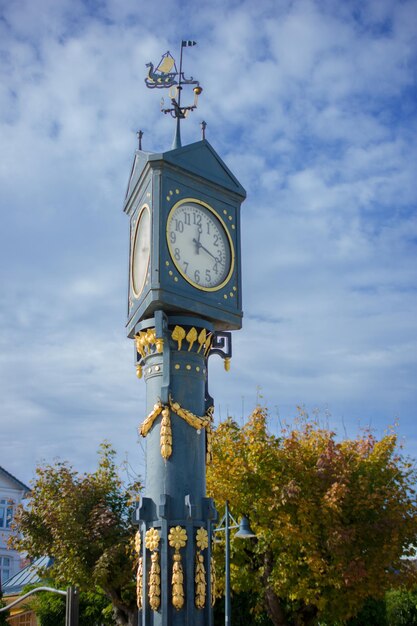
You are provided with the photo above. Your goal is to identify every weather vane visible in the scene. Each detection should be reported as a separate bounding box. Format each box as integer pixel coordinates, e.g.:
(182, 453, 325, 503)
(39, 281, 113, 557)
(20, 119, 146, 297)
(145, 41, 203, 149)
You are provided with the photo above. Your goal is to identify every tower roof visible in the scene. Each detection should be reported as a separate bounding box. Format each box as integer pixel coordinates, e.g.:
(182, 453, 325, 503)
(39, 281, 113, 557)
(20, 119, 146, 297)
(124, 139, 246, 212)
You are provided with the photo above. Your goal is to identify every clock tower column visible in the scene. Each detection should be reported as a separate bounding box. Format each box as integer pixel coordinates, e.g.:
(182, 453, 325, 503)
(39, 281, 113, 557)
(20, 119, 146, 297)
(124, 45, 245, 626)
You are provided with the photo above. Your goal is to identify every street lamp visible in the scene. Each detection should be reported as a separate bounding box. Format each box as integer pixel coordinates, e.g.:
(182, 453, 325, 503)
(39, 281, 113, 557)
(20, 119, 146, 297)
(213, 500, 256, 626)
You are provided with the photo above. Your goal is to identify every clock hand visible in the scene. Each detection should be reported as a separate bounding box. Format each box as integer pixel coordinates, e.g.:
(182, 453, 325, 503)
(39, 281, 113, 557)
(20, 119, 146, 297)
(195, 226, 202, 254)
(192, 239, 224, 264)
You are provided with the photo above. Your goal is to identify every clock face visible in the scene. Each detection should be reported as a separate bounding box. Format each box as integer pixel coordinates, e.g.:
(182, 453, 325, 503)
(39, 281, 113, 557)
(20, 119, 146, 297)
(131, 205, 151, 298)
(166, 199, 234, 291)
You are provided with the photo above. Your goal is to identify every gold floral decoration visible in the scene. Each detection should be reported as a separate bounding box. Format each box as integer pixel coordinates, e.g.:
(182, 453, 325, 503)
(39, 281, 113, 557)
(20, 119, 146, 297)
(169, 526, 187, 610)
(195, 527, 208, 609)
(196, 527, 208, 551)
(145, 528, 161, 611)
(145, 528, 160, 552)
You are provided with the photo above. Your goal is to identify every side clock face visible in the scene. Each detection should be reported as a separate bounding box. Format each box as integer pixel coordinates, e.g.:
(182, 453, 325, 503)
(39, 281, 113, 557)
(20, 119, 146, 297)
(131, 205, 151, 298)
(166, 199, 234, 291)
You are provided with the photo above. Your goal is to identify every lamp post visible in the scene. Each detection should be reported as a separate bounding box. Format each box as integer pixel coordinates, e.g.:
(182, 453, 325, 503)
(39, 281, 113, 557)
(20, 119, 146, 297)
(213, 501, 256, 626)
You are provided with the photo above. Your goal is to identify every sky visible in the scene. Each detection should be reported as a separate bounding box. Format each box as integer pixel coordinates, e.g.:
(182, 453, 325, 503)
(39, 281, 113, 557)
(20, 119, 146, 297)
(1, 0, 417, 487)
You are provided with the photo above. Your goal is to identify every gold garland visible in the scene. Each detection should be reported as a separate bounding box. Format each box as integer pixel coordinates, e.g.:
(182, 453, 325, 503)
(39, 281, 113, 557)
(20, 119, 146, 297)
(138, 397, 214, 463)
(195, 528, 208, 609)
(145, 528, 161, 611)
(168, 526, 187, 610)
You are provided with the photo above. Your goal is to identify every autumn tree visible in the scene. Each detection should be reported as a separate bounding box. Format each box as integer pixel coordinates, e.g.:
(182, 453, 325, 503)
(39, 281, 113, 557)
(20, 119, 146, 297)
(207, 407, 417, 626)
(10, 443, 141, 626)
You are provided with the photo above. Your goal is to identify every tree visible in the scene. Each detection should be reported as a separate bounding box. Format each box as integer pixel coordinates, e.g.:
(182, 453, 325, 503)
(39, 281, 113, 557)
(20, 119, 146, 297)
(207, 407, 417, 626)
(10, 443, 142, 626)
(0, 589, 9, 626)
(27, 583, 116, 626)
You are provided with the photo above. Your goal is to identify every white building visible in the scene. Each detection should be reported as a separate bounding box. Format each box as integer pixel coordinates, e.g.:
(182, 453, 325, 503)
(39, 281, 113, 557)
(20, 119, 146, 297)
(0, 466, 30, 587)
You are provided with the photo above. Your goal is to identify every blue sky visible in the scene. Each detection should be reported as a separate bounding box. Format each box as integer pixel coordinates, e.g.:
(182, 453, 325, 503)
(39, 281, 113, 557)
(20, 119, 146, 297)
(1, 0, 416, 485)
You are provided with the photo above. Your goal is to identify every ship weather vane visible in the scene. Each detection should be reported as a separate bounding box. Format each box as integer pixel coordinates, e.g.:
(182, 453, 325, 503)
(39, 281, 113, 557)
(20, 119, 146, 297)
(145, 40, 203, 149)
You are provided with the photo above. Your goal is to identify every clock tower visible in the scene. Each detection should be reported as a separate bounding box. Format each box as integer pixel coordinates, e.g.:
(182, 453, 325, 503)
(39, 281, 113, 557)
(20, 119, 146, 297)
(125, 44, 246, 626)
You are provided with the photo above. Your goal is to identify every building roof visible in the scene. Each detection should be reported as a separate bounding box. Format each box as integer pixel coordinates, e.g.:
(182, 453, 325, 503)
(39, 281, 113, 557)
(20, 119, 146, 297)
(0, 466, 30, 493)
(2, 557, 53, 596)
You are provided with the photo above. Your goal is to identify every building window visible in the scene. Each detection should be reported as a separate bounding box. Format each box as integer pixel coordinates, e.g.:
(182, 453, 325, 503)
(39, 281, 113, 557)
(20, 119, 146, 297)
(0, 498, 14, 529)
(0, 555, 11, 582)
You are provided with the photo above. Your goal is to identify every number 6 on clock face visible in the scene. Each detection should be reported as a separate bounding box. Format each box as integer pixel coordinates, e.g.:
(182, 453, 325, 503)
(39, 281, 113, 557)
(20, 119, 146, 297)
(166, 199, 234, 291)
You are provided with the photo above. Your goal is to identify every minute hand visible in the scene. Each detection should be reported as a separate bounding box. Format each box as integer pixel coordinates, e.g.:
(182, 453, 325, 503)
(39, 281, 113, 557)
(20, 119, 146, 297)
(192, 239, 224, 264)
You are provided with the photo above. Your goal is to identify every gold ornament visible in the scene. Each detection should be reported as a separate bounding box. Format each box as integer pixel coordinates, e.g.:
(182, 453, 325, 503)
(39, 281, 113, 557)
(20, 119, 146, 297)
(197, 328, 207, 353)
(195, 527, 208, 609)
(186, 327, 198, 351)
(145, 528, 161, 611)
(138, 397, 214, 463)
(145, 527, 160, 552)
(195, 552, 206, 609)
(211, 556, 216, 606)
(172, 325, 186, 350)
(196, 527, 208, 550)
(134, 328, 163, 359)
(204, 332, 213, 356)
(149, 551, 161, 611)
(224, 357, 231, 372)
(169, 526, 187, 610)
(160, 406, 172, 459)
(136, 364, 143, 379)
(137, 556, 143, 610)
(139, 401, 163, 437)
(134, 530, 141, 554)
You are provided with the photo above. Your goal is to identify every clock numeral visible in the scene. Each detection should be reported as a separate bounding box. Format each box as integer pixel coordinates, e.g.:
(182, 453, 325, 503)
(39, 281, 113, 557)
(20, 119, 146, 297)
(205, 269, 211, 283)
(206, 221, 211, 235)
(213, 234, 219, 247)
(213, 262, 219, 275)
(183, 261, 189, 274)
(169, 231, 176, 244)
(175, 219, 184, 233)
(194, 270, 200, 284)
(193, 213, 202, 226)
(174, 248, 181, 261)
(184, 212, 191, 226)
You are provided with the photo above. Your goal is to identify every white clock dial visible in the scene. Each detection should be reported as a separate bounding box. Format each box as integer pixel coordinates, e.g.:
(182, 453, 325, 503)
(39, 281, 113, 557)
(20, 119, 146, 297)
(167, 199, 234, 291)
(131, 205, 151, 298)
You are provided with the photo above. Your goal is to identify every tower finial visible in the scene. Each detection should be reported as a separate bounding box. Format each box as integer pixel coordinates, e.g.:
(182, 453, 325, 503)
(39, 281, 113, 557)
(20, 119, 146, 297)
(137, 130, 143, 150)
(144, 41, 203, 149)
(201, 121, 207, 141)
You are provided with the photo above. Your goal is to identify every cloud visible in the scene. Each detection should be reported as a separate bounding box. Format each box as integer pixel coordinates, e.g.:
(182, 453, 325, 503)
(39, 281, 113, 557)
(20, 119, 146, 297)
(1, 0, 416, 483)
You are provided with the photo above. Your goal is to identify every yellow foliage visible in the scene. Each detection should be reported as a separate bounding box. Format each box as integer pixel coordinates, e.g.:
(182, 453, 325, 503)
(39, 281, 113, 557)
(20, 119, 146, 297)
(207, 407, 417, 624)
